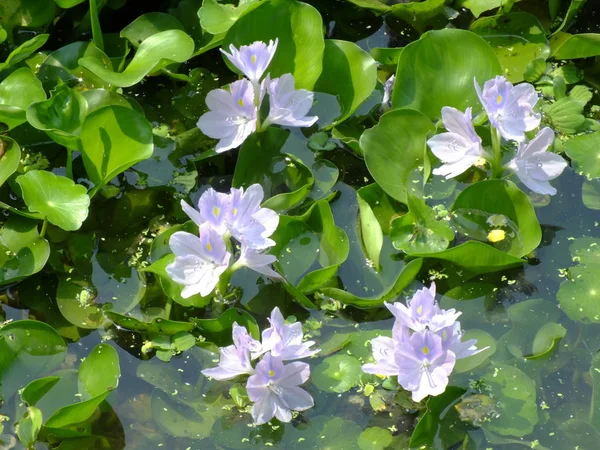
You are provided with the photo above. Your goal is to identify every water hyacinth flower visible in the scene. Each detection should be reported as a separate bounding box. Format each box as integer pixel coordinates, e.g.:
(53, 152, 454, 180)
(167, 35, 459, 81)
(396, 329, 456, 402)
(427, 107, 486, 179)
(262, 74, 318, 129)
(475, 76, 541, 142)
(260, 307, 318, 360)
(385, 283, 460, 333)
(166, 224, 231, 298)
(246, 352, 313, 425)
(181, 188, 230, 234)
(196, 79, 257, 153)
(221, 39, 278, 87)
(505, 127, 567, 196)
(234, 245, 282, 279)
(201, 323, 259, 380)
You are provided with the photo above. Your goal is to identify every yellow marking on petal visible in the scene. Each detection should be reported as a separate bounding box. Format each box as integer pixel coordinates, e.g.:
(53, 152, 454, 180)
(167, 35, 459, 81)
(206, 243, 212, 252)
(487, 229, 506, 243)
(238, 98, 245, 107)
(422, 346, 430, 355)
(251, 54, 257, 64)
(268, 370, 275, 377)
(213, 206, 221, 218)
(497, 94, 503, 104)
(417, 305, 423, 315)
(233, 207, 238, 217)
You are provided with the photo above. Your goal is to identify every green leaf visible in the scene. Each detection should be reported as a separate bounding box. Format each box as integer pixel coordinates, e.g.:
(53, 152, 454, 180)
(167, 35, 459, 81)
(17, 170, 90, 231)
(232, 128, 314, 212)
(582, 179, 600, 210)
(409, 386, 466, 448)
(0, 0, 56, 37)
(26, 83, 88, 149)
(0, 136, 20, 187)
(451, 179, 541, 258)
(191, 308, 260, 346)
(454, 329, 496, 373)
(361, 109, 434, 203)
(314, 39, 377, 127)
(21, 376, 62, 407)
(0, 67, 46, 130)
(529, 322, 566, 359)
(199, 0, 259, 35)
(390, 194, 454, 254)
(54, 0, 86, 7)
(565, 132, 600, 179)
(542, 97, 586, 134)
(0, 217, 50, 286)
(312, 354, 362, 393)
(79, 30, 195, 87)
(357, 186, 384, 270)
(481, 364, 538, 437)
(470, 12, 549, 83)
(45, 391, 110, 429)
(16, 406, 42, 448)
(0, 320, 66, 400)
(39, 41, 113, 89)
(523, 57, 547, 83)
(104, 311, 196, 336)
(557, 264, 600, 323)
(411, 241, 524, 277)
(319, 258, 423, 308)
(80, 105, 154, 188)
(392, 29, 502, 120)
(78, 343, 120, 401)
(223, 0, 324, 90)
(550, 32, 600, 59)
(459, 0, 518, 18)
(272, 200, 349, 293)
(0, 34, 48, 72)
(121, 12, 185, 48)
(358, 427, 393, 450)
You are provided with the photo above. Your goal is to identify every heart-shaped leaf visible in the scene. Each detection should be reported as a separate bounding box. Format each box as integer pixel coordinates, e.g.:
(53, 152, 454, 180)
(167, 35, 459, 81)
(17, 170, 90, 231)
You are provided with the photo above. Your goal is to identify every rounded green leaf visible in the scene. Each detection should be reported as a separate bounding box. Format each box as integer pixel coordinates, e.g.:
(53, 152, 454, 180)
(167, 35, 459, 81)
(454, 330, 496, 373)
(16, 406, 42, 448)
(391, 29, 502, 119)
(17, 170, 90, 231)
(550, 32, 600, 60)
(80, 105, 154, 188)
(358, 427, 393, 450)
(198, 0, 259, 35)
(26, 84, 88, 149)
(0, 136, 20, 187)
(223, 0, 325, 90)
(0, 67, 46, 130)
(451, 179, 541, 258)
(361, 109, 435, 203)
(79, 30, 195, 87)
(558, 265, 600, 323)
(0, 320, 66, 400)
(272, 200, 349, 293)
(121, 12, 186, 47)
(78, 343, 120, 400)
(529, 322, 566, 359)
(470, 12, 550, 83)
(314, 39, 377, 127)
(0, 0, 55, 36)
(583, 179, 600, 210)
(0, 217, 50, 286)
(481, 364, 538, 437)
(312, 354, 362, 393)
(390, 194, 454, 254)
(459, 0, 519, 18)
(565, 132, 600, 179)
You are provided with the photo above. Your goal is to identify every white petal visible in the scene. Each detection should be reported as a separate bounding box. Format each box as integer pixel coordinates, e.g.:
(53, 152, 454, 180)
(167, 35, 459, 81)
(169, 231, 206, 259)
(251, 393, 277, 425)
(197, 111, 238, 139)
(279, 361, 311, 386)
(180, 200, 204, 227)
(518, 127, 554, 158)
(215, 119, 257, 153)
(427, 133, 472, 163)
(279, 386, 314, 412)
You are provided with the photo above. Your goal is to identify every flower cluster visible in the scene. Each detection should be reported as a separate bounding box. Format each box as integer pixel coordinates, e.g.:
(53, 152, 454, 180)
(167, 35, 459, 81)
(201, 307, 319, 425)
(166, 184, 281, 298)
(197, 39, 318, 153)
(427, 76, 567, 195)
(362, 283, 484, 402)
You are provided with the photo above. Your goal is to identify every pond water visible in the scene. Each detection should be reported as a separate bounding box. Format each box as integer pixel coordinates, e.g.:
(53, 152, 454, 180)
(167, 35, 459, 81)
(2, 0, 600, 449)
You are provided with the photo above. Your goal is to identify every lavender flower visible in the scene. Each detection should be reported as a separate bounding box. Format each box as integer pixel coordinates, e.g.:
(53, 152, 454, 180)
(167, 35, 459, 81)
(166, 224, 231, 298)
(475, 76, 541, 142)
(385, 283, 460, 333)
(234, 245, 282, 279)
(197, 79, 257, 153)
(221, 39, 278, 86)
(246, 352, 313, 425)
(438, 322, 482, 360)
(260, 307, 318, 360)
(201, 323, 259, 380)
(228, 184, 279, 249)
(180, 188, 230, 234)
(505, 127, 567, 196)
(262, 74, 318, 129)
(396, 329, 456, 402)
(427, 107, 486, 178)
(361, 326, 407, 377)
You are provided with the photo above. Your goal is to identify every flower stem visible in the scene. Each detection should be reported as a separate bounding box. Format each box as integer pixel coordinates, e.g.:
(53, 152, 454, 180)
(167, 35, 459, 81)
(40, 219, 48, 238)
(490, 127, 503, 179)
(66, 148, 73, 180)
(0, 201, 43, 221)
